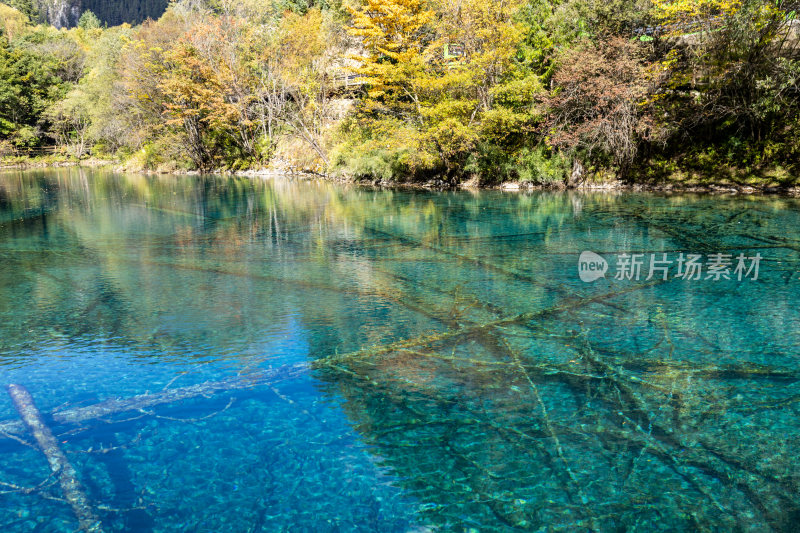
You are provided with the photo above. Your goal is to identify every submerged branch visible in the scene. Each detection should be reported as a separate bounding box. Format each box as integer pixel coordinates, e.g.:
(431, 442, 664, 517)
(0, 364, 308, 441)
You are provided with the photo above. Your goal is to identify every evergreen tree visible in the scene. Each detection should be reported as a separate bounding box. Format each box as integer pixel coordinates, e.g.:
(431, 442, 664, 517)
(78, 9, 101, 29)
(3, 0, 39, 21)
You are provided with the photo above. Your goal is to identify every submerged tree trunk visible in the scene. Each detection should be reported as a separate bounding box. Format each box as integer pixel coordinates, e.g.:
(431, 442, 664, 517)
(7, 384, 103, 532)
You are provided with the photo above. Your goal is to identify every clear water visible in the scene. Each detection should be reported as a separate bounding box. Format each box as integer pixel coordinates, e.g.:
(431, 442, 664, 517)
(0, 168, 799, 532)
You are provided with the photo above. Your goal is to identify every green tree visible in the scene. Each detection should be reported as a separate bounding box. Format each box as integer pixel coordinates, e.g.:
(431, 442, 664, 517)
(45, 84, 91, 155)
(3, 0, 39, 22)
(652, 0, 800, 152)
(0, 34, 68, 148)
(78, 10, 102, 30)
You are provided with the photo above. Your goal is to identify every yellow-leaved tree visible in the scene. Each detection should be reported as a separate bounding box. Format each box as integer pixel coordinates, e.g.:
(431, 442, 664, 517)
(347, 0, 435, 121)
(652, 0, 743, 27)
(272, 8, 340, 165)
(429, 0, 534, 168)
(159, 39, 239, 168)
(343, 0, 535, 179)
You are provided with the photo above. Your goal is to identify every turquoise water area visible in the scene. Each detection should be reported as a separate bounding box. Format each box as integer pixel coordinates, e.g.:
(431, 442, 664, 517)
(0, 168, 799, 531)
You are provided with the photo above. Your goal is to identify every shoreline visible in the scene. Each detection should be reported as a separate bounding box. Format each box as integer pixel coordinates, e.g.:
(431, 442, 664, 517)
(2, 159, 799, 196)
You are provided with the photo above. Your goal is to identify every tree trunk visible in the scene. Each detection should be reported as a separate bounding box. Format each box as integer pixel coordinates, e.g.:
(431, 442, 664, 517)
(567, 159, 585, 188)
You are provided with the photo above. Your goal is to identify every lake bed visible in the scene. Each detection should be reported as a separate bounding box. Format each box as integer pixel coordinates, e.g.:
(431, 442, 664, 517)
(1, 168, 799, 531)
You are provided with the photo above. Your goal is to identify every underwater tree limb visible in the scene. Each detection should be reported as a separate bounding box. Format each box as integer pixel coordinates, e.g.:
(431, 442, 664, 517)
(148, 397, 236, 424)
(496, 335, 597, 528)
(575, 335, 800, 529)
(7, 384, 104, 533)
(0, 471, 58, 495)
(135, 257, 458, 329)
(327, 309, 799, 529)
(361, 224, 574, 297)
(314, 280, 666, 368)
(323, 369, 557, 528)
(0, 364, 309, 441)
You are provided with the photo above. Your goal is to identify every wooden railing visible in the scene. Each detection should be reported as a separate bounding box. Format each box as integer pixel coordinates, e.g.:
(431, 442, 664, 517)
(0, 145, 62, 157)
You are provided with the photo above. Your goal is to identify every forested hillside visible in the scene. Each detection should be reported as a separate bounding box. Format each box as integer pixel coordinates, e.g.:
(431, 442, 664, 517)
(1, 0, 799, 186)
(82, 0, 168, 26)
(3, 0, 168, 27)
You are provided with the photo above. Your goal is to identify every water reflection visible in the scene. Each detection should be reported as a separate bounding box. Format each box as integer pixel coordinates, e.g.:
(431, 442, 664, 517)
(1, 168, 800, 531)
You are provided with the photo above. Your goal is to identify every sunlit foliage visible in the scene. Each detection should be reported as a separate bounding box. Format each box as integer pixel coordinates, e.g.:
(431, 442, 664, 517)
(0, 0, 799, 183)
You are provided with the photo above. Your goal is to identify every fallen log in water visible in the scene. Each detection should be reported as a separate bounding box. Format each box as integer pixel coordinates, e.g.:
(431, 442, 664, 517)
(0, 269, 665, 442)
(314, 279, 666, 368)
(7, 384, 103, 532)
(0, 363, 309, 441)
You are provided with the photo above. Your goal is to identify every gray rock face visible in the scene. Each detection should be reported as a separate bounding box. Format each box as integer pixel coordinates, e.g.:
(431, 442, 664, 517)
(37, 0, 82, 28)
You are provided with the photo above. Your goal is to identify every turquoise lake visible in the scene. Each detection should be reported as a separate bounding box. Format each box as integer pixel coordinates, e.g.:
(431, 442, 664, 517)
(1, 168, 799, 531)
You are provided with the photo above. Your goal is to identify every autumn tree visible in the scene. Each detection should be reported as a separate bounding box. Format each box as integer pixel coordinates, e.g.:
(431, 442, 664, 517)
(348, 0, 435, 121)
(343, 0, 539, 179)
(271, 7, 341, 164)
(158, 40, 240, 168)
(431, 0, 536, 168)
(3, 0, 39, 23)
(187, 16, 263, 163)
(546, 37, 654, 180)
(0, 3, 31, 40)
(652, 0, 742, 27)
